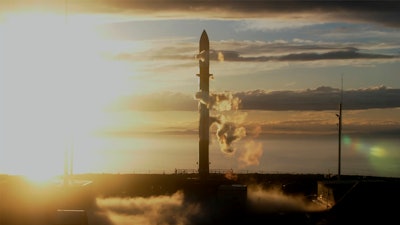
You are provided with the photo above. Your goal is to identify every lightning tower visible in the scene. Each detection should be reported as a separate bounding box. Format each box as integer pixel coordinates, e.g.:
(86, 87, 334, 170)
(337, 75, 343, 180)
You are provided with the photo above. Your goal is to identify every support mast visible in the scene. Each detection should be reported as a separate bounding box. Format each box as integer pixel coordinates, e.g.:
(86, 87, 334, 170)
(337, 75, 343, 180)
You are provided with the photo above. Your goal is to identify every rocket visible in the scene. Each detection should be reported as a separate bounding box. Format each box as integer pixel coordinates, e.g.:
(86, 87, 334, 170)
(197, 30, 212, 179)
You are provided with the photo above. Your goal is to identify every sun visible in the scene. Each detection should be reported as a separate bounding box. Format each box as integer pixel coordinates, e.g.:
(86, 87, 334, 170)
(0, 12, 136, 179)
(23, 168, 62, 184)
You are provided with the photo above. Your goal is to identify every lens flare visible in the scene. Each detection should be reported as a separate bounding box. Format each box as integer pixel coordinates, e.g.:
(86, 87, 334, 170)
(343, 135, 400, 177)
(370, 146, 387, 158)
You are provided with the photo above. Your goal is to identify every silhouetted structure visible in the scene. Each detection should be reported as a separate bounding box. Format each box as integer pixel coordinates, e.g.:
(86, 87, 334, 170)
(337, 75, 343, 180)
(197, 30, 212, 179)
(64, 148, 73, 187)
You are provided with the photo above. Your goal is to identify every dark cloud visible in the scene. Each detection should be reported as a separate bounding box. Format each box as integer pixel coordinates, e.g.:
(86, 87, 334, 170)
(211, 48, 397, 62)
(3, 1, 400, 27)
(110, 86, 400, 112)
(75, 0, 400, 28)
(112, 43, 398, 63)
(237, 85, 400, 111)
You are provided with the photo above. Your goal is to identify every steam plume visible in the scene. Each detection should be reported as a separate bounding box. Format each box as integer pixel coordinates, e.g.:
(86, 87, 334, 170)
(195, 91, 241, 111)
(195, 90, 263, 163)
(211, 115, 246, 153)
(238, 125, 263, 167)
(195, 50, 207, 62)
(95, 191, 200, 225)
(239, 140, 263, 167)
(247, 185, 326, 213)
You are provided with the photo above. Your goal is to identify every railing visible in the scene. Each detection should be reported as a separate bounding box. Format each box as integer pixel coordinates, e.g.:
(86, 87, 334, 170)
(115, 169, 300, 175)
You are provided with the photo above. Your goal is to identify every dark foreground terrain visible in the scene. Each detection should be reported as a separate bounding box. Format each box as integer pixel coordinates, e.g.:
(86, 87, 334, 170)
(1, 173, 399, 225)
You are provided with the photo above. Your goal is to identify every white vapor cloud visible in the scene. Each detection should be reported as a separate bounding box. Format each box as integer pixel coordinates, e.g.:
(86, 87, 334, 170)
(195, 91, 241, 111)
(239, 140, 263, 167)
(247, 185, 326, 213)
(95, 191, 200, 225)
(211, 115, 246, 154)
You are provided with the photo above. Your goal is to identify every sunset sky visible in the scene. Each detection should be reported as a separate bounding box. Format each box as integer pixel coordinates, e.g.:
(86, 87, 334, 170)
(1, 0, 399, 180)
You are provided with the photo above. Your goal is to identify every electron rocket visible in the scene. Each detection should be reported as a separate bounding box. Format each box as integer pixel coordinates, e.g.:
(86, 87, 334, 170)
(197, 30, 211, 179)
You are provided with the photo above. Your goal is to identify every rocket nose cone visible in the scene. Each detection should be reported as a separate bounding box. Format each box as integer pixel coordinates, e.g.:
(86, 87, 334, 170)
(200, 30, 209, 50)
(200, 30, 208, 41)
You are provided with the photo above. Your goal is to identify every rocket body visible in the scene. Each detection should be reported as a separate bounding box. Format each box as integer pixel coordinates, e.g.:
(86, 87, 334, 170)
(197, 30, 211, 178)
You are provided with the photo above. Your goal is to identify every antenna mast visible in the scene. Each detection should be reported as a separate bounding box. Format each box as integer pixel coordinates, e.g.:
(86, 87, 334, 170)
(63, 0, 73, 187)
(337, 75, 343, 180)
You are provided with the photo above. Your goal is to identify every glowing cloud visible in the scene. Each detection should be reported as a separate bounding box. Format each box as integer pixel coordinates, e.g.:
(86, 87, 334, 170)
(238, 140, 263, 167)
(247, 185, 326, 213)
(212, 115, 247, 153)
(95, 191, 200, 225)
(195, 91, 241, 111)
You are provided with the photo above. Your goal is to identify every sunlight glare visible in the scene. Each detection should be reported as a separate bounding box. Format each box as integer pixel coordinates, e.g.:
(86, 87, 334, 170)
(1, 12, 136, 178)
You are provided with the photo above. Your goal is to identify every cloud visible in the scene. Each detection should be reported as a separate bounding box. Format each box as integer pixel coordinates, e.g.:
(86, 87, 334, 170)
(238, 140, 263, 167)
(211, 48, 398, 62)
(95, 191, 201, 225)
(111, 38, 399, 66)
(195, 91, 241, 111)
(6, 0, 400, 27)
(110, 86, 400, 112)
(237, 85, 400, 111)
(213, 118, 247, 153)
(91, 185, 328, 225)
(3, 1, 399, 28)
(247, 185, 326, 213)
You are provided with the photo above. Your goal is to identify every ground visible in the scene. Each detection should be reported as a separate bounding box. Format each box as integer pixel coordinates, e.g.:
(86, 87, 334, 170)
(1, 173, 399, 225)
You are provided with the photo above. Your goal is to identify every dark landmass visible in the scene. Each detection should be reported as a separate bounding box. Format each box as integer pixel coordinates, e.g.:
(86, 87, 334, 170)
(1, 173, 399, 225)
